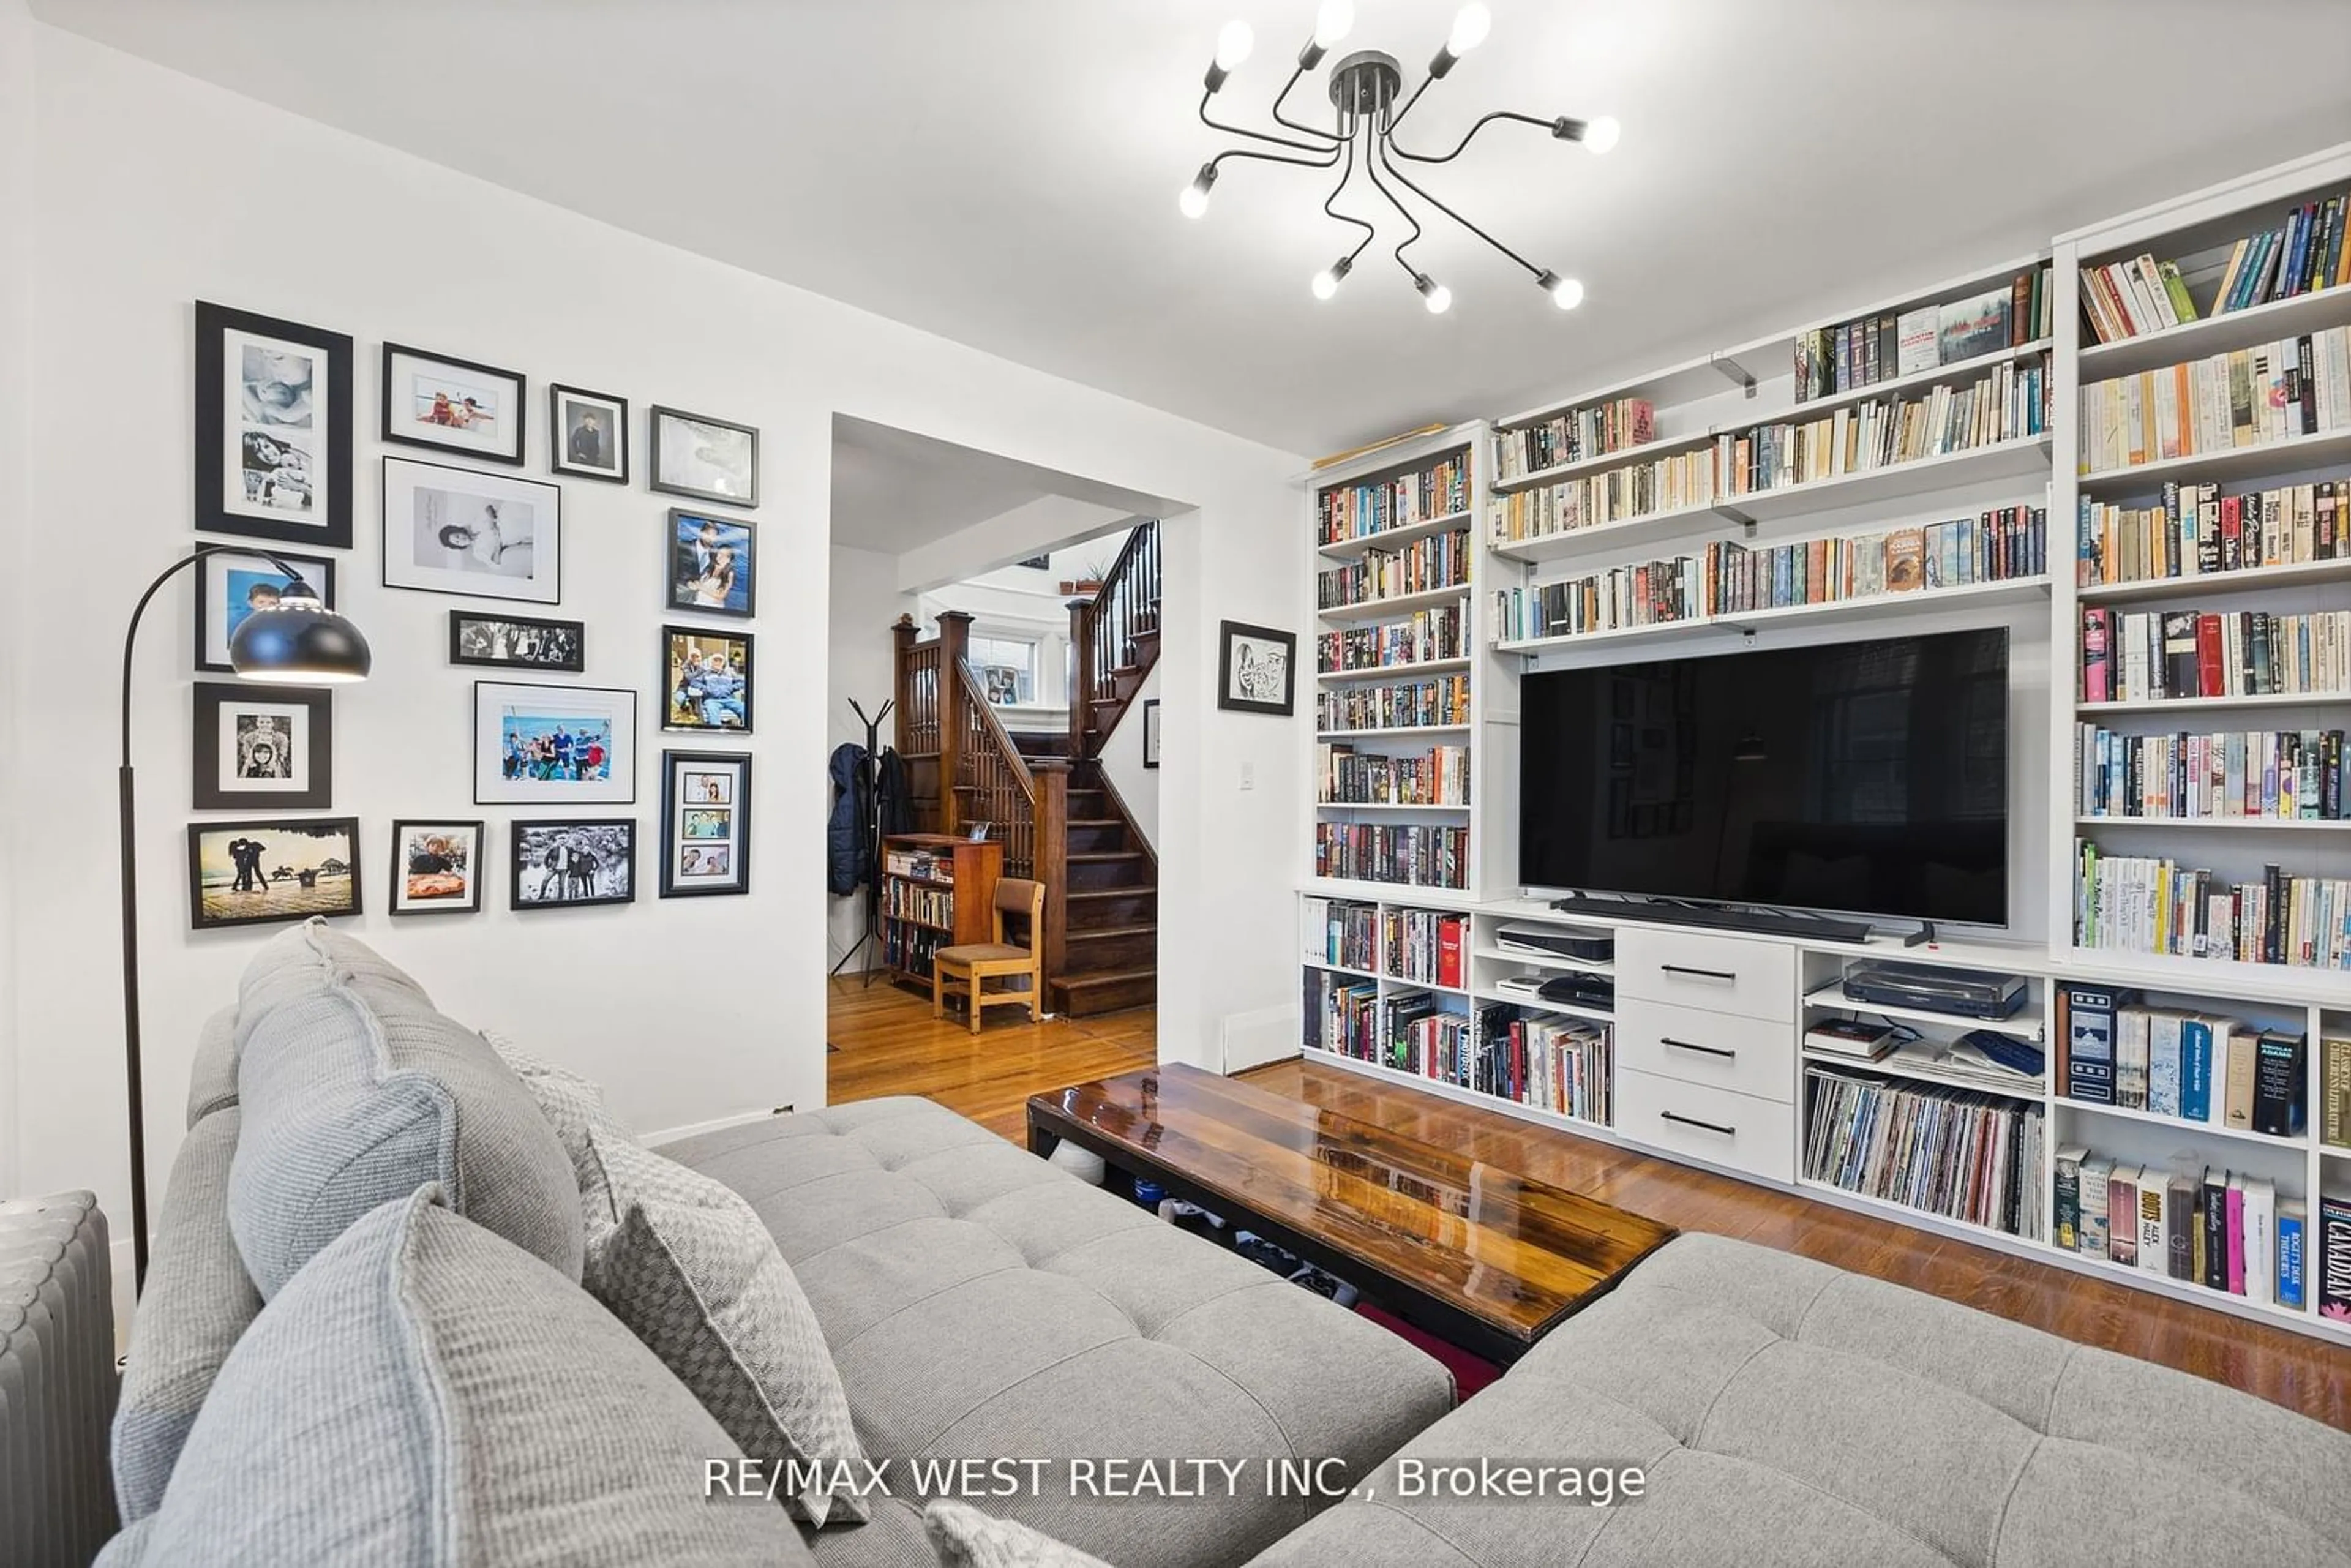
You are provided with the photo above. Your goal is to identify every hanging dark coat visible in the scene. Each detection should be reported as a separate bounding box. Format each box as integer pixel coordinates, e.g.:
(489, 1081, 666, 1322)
(876, 747, 917, 839)
(827, 742, 872, 896)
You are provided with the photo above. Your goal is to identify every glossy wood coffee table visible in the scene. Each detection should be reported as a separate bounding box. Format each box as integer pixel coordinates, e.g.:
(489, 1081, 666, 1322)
(1027, 1063, 1676, 1366)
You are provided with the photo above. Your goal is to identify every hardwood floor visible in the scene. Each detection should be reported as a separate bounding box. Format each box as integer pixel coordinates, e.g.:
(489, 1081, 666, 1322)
(827, 978, 2351, 1428)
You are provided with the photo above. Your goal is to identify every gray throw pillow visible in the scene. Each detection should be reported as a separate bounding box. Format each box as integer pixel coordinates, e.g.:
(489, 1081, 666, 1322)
(923, 1500, 1116, 1567)
(585, 1129, 872, 1528)
(107, 1186, 814, 1566)
(486, 1031, 631, 1274)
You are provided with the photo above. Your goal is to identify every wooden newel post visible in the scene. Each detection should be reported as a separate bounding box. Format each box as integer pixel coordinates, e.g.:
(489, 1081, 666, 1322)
(1067, 598, 1094, 760)
(1030, 759, 1071, 998)
(890, 613, 918, 754)
(934, 610, 975, 834)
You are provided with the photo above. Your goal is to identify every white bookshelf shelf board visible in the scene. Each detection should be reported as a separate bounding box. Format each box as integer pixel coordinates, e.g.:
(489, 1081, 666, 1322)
(2077, 280, 2351, 379)
(1473, 988, 1614, 1026)
(2058, 1247, 2336, 1338)
(1315, 656, 1473, 685)
(2075, 692, 2350, 714)
(2073, 816, 2351, 833)
(1314, 509, 1475, 560)
(1384, 977, 1472, 997)
(1314, 723, 1472, 740)
(1477, 945, 1613, 975)
(1314, 583, 1474, 622)
(1790, 1177, 2033, 1247)
(2051, 950, 2351, 1009)
(1302, 958, 1381, 983)
(1310, 1046, 1616, 1138)
(1299, 877, 1478, 905)
(1801, 983, 2046, 1042)
(1489, 495, 1738, 565)
(2323, 1144, 2351, 1160)
(1800, 1048, 2045, 1100)
(1499, 577, 2051, 658)
(2052, 1095, 2313, 1151)
(2077, 557, 2351, 603)
(2076, 427, 2351, 493)
(1314, 801, 1474, 814)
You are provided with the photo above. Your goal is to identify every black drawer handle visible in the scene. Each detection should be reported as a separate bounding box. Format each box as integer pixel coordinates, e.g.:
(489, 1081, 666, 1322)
(1660, 1110, 1736, 1137)
(1659, 964, 1738, 983)
(1661, 1037, 1736, 1060)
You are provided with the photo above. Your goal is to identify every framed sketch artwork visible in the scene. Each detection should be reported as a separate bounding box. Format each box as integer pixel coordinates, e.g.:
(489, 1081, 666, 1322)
(1216, 621, 1295, 716)
(549, 384, 628, 483)
(381, 457, 561, 604)
(192, 548, 337, 673)
(473, 680, 637, 805)
(193, 302, 354, 547)
(388, 819, 485, 916)
(649, 405, 758, 508)
(192, 682, 332, 810)
(659, 751, 750, 897)
(381, 343, 526, 466)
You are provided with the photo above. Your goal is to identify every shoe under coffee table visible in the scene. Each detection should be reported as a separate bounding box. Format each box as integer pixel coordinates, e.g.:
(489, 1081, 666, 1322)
(1026, 1062, 1675, 1367)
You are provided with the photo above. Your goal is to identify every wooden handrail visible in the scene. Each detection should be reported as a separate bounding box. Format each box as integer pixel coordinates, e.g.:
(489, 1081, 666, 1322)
(953, 653, 1037, 880)
(1067, 519, 1161, 759)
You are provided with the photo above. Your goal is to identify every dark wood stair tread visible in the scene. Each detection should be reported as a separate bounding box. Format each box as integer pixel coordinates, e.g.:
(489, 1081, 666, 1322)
(1066, 922, 1156, 941)
(1057, 967, 1157, 991)
(1068, 851, 1144, 863)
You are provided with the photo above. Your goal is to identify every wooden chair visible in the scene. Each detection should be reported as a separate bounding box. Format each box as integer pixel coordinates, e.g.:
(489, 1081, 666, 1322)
(932, 877, 1044, 1033)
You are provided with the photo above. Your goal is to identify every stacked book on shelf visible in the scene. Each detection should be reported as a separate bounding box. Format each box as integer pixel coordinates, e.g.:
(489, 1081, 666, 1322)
(2077, 475, 2351, 585)
(1492, 506, 2045, 643)
(1316, 449, 1471, 546)
(1796, 266, 2052, 399)
(1317, 606, 1468, 673)
(1802, 1065, 2046, 1239)
(1378, 991, 1475, 1081)
(1310, 975, 1381, 1060)
(2052, 984, 2306, 1132)
(882, 880, 953, 928)
(1315, 528, 1471, 610)
(1382, 907, 1468, 988)
(1473, 1004, 1612, 1124)
(1490, 397, 1655, 482)
(2072, 844, 2350, 969)
(2325, 1034, 2351, 1150)
(2078, 605, 2350, 703)
(2054, 1148, 2316, 1311)
(2077, 324, 2351, 475)
(883, 848, 950, 883)
(2083, 191, 2350, 344)
(1299, 896, 1377, 972)
(2074, 722, 2345, 822)
(1316, 743, 1471, 806)
(1314, 823, 1469, 890)
(1315, 673, 1471, 733)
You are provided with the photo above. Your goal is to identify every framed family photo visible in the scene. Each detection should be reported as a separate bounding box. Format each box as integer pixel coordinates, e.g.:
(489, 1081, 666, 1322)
(192, 682, 332, 810)
(662, 626, 753, 733)
(1217, 620, 1296, 716)
(193, 301, 354, 547)
(649, 405, 758, 508)
(473, 680, 637, 805)
(667, 508, 756, 617)
(192, 548, 337, 673)
(448, 610, 585, 673)
(187, 817, 361, 931)
(659, 751, 750, 897)
(382, 457, 561, 604)
(511, 819, 636, 911)
(549, 384, 628, 483)
(388, 819, 485, 916)
(381, 343, 525, 466)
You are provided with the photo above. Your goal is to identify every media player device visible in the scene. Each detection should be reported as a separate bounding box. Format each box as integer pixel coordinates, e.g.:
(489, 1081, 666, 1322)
(1840, 961, 2027, 1021)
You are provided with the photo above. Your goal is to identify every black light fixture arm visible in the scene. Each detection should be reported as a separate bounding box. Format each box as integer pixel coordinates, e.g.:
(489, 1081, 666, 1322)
(1376, 136, 1542, 280)
(1388, 108, 1558, 167)
(1198, 88, 1334, 158)
(1358, 131, 1427, 282)
(1267, 61, 1337, 144)
(1321, 135, 1378, 266)
(1209, 140, 1343, 180)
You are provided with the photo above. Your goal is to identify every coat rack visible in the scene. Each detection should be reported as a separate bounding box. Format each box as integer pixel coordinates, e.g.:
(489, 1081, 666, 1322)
(830, 697, 894, 983)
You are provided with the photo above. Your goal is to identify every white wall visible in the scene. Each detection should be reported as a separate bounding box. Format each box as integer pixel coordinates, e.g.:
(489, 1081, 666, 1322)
(1095, 661, 1161, 850)
(898, 495, 1133, 595)
(12, 28, 1306, 1250)
(0, 0, 31, 1198)
(825, 544, 907, 972)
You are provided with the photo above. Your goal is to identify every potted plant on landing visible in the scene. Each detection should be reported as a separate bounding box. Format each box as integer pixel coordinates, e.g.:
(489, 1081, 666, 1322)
(1058, 553, 1116, 598)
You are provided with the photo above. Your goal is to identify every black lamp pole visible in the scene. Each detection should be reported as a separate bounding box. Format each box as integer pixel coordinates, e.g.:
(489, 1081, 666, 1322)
(118, 544, 370, 1289)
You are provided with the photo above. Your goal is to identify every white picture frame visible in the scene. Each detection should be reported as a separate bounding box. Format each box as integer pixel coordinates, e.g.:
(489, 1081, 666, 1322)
(472, 680, 636, 805)
(381, 457, 562, 604)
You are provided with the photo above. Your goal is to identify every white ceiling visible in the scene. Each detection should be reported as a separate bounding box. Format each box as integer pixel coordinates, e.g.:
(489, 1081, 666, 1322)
(829, 415, 1166, 553)
(34, 1, 2351, 456)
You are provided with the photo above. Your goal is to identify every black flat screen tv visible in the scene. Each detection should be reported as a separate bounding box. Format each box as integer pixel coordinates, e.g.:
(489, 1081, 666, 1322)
(1518, 628, 2010, 926)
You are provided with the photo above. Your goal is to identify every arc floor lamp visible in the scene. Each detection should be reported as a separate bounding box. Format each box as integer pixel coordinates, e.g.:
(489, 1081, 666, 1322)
(119, 546, 372, 1288)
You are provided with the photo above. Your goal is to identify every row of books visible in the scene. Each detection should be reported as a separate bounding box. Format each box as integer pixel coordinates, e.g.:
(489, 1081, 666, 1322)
(1316, 607, 1468, 673)
(882, 849, 950, 884)
(2077, 253, 2202, 345)
(1801, 1067, 2047, 1239)
(1316, 743, 1472, 807)
(881, 922, 945, 979)
(1299, 896, 1376, 972)
(2326, 1036, 2351, 1149)
(1314, 673, 1471, 734)
(2076, 476, 2351, 587)
(1315, 450, 1472, 546)
(1475, 1007, 1612, 1124)
(2079, 607, 2349, 703)
(2213, 193, 2351, 312)
(2078, 326, 2351, 475)
(1796, 268, 2052, 400)
(1490, 508, 2046, 643)
(2056, 1151, 2328, 1313)
(2053, 984, 2305, 1132)
(1490, 397, 1655, 482)
(2072, 844, 2351, 969)
(881, 880, 953, 929)
(1384, 908, 1468, 989)
(1314, 528, 1472, 610)
(1313, 823, 1469, 890)
(2074, 724, 2345, 823)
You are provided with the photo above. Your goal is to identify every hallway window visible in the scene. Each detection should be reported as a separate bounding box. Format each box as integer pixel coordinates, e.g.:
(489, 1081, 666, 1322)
(970, 634, 1038, 706)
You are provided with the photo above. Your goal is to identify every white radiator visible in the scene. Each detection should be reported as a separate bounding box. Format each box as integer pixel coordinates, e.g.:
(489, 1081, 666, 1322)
(1, 1192, 119, 1566)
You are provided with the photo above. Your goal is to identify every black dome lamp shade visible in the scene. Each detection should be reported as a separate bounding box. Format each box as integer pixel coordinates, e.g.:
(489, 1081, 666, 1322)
(227, 574, 372, 683)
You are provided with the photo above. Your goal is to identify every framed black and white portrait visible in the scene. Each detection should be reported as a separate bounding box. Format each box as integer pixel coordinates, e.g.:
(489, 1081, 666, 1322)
(192, 548, 337, 673)
(449, 610, 585, 673)
(388, 819, 485, 916)
(473, 680, 637, 806)
(660, 750, 750, 898)
(511, 819, 636, 911)
(549, 383, 628, 483)
(382, 457, 561, 604)
(1217, 621, 1295, 716)
(194, 302, 354, 547)
(192, 682, 332, 811)
(381, 343, 525, 466)
(649, 405, 758, 508)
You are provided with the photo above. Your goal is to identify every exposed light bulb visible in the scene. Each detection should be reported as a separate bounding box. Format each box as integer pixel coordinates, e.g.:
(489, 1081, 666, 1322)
(1179, 163, 1217, 219)
(1582, 114, 1621, 155)
(1538, 270, 1585, 310)
(1415, 274, 1453, 315)
(1313, 0, 1355, 48)
(1214, 18, 1255, 70)
(1447, 2, 1492, 55)
(1311, 255, 1353, 300)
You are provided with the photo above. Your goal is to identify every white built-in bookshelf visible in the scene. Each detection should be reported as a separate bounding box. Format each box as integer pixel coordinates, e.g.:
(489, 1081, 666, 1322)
(1293, 141, 2351, 1346)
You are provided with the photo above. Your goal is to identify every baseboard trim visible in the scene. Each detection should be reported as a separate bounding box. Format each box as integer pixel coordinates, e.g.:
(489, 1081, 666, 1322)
(639, 1105, 788, 1147)
(1218, 1004, 1298, 1075)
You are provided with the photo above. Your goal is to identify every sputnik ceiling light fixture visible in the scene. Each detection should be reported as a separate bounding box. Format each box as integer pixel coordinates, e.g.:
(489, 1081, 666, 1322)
(1180, 1, 1618, 314)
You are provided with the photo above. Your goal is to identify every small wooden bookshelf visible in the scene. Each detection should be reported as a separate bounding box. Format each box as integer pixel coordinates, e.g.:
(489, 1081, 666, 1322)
(879, 833, 1001, 991)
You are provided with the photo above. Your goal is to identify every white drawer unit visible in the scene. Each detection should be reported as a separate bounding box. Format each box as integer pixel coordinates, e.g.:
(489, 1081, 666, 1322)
(1616, 1067, 1796, 1185)
(1616, 928, 1797, 1023)
(1615, 998, 1796, 1105)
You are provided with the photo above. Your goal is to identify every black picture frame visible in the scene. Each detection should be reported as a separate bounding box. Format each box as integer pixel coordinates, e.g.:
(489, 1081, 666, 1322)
(186, 816, 361, 930)
(193, 548, 337, 673)
(192, 682, 333, 810)
(1217, 620, 1297, 716)
(381, 342, 527, 466)
(666, 507, 757, 619)
(448, 610, 586, 673)
(649, 405, 759, 508)
(381, 456, 562, 604)
(193, 301, 354, 547)
(661, 625, 754, 734)
(1142, 699, 1161, 769)
(549, 383, 629, 483)
(659, 751, 751, 898)
(510, 818, 636, 910)
(387, 819, 486, 916)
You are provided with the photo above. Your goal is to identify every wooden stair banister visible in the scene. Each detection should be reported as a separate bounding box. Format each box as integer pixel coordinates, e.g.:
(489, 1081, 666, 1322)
(934, 611, 975, 835)
(950, 652, 1037, 881)
(1067, 519, 1161, 760)
(1031, 760, 1071, 991)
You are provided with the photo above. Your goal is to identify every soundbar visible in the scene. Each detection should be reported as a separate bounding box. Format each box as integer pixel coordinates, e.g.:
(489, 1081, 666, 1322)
(1544, 893, 1873, 945)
